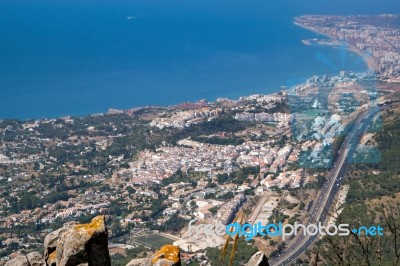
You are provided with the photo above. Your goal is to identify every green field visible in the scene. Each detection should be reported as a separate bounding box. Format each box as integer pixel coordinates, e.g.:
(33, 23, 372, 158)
(131, 234, 174, 249)
(303, 109, 321, 117)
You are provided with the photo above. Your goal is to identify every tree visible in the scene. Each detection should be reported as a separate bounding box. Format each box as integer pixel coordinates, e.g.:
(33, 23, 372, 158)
(110, 222, 123, 237)
(311, 202, 400, 266)
(127, 186, 136, 195)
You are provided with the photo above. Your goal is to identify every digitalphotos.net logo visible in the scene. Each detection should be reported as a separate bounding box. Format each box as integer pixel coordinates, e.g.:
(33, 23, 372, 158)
(188, 220, 384, 241)
(225, 221, 384, 241)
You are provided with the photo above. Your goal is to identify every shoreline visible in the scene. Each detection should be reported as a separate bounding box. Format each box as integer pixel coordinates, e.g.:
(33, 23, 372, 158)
(294, 21, 377, 71)
(0, 20, 377, 121)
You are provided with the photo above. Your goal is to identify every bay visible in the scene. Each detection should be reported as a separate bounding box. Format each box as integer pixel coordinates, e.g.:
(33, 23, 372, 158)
(0, 0, 398, 118)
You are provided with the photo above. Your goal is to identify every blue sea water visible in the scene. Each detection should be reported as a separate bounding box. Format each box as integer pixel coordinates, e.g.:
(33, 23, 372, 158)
(0, 0, 398, 119)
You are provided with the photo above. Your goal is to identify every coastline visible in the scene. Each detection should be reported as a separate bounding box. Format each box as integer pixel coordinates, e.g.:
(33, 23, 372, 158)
(294, 21, 377, 72)
(0, 19, 376, 121)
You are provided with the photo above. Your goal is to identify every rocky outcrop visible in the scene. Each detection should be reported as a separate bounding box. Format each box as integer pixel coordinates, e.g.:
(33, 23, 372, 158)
(128, 244, 181, 266)
(5, 255, 30, 266)
(27, 252, 46, 266)
(46, 215, 111, 266)
(5, 252, 44, 266)
(150, 245, 181, 266)
(6, 215, 111, 266)
(44, 227, 70, 265)
(246, 251, 269, 266)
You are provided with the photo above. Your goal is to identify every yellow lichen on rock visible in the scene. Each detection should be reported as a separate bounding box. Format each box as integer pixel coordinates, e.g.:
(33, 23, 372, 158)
(151, 244, 180, 264)
(48, 250, 57, 265)
(74, 215, 105, 236)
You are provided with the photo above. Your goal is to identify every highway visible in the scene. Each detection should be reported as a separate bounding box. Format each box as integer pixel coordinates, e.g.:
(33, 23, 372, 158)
(270, 106, 379, 266)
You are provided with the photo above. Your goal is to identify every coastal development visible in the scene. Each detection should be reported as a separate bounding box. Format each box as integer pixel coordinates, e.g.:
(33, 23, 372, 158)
(0, 14, 400, 266)
(295, 14, 400, 82)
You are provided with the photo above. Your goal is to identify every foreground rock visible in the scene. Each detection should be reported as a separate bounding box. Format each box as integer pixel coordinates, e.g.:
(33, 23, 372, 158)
(246, 251, 269, 266)
(5, 252, 44, 266)
(57, 215, 110, 265)
(44, 227, 70, 264)
(128, 244, 181, 266)
(6, 215, 111, 266)
(49, 215, 111, 266)
(151, 245, 181, 266)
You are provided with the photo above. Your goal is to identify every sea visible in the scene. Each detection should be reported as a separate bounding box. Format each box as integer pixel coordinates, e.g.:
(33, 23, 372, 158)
(0, 0, 398, 119)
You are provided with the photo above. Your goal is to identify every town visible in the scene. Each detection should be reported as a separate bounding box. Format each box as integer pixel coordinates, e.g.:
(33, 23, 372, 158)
(295, 14, 400, 82)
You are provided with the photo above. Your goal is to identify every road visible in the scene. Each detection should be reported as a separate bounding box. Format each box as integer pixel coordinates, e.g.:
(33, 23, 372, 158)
(270, 106, 379, 266)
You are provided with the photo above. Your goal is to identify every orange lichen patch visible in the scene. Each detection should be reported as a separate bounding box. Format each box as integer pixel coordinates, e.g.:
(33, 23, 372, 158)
(48, 250, 57, 262)
(151, 244, 180, 264)
(74, 215, 105, 236)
